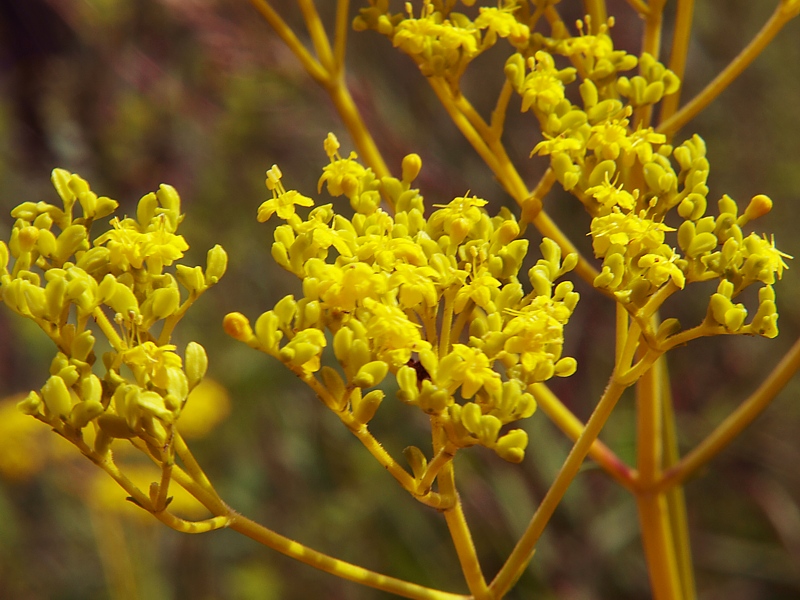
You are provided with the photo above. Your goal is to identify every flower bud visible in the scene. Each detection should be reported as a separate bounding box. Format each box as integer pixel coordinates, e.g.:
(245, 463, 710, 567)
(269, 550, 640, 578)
(417, 381, 450, 414)
(320, 366, 347, 410)
(71, 330, 96, 362)
(205, 244, 228, 285)
(254, 310, 282, 352)
(149, 287, 180, 321)
(97, 414, 137, 439)
(55, 224, 88, 262)
(401, 154, 422, 184)
(554, 356, 577, 377)
(352, 389, 384, 425)
(81, 374, 103, 405)
(137, 192, 158, 227)
(69, 400, 104, 429)
(403, 446, 428, 480)
(17, 391, 42, 416)
(333, 327, 354, 364)
(656, 318, 681, 342)
(223, 312, 255, 343)
(274, 295, 297, 327)
(136, 390, 174, 423)
(461, 402, 482, 435)
(36, 228, 57, 257)
(352, 360, 389, 388)
(739, 194, 772, 226)
(396, 365, 420, 404)
(495, 429, 528, 463)
(476, 414, 502, 446)
(176, 265, 206, 293)
(41, 375, 73, 418)
(686, 232, 717, 258)
(107, 282, 139, 315)
(185, 341, 208, 389)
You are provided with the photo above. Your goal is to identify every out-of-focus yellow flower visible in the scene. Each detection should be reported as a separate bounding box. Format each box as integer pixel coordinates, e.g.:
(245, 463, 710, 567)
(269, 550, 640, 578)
(178, 378, 231, 439)
(0, 396, 50, 481)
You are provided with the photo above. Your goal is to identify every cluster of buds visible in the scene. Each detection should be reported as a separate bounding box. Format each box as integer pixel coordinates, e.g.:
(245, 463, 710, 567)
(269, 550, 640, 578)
(2, 169, 225, 454)
(225, 134, 579, 464)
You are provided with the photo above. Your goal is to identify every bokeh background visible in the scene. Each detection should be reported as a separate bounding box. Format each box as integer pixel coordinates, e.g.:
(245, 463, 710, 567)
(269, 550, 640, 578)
(1, 1, 799, 598)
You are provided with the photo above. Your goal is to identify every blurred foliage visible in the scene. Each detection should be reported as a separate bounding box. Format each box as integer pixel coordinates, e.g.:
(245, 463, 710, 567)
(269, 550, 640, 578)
(1, 0, 799, 598)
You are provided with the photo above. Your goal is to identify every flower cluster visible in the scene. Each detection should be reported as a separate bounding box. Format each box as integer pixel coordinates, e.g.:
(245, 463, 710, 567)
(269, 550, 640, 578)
(355, 0, 531, 81)
(356, 0, 788, 345)
(1, 169, 225, 453)
(225, 134, 579, 463)
(501, 14, 786, 339)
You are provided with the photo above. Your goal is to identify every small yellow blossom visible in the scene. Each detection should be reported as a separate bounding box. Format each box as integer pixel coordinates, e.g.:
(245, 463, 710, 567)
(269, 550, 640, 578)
(258, 165, 315, 222)
(437, 344, 501, 399)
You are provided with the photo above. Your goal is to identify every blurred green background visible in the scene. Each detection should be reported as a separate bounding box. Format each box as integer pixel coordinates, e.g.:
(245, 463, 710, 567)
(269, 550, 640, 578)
(1, 1, 799, 598)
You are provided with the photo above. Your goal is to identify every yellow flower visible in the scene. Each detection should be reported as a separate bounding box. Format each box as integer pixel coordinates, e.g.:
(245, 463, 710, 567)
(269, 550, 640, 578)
(141, 219, 189, 273)
(389, 263, 440, 308)
(361, 298, 428, 368)
(428, 194, 488, 245)
(437, 344, 500, 399)
(474, 5, 530, 47)
(178, 378, 231, 439)
(585, 176, 638, 213)
(454, 268, 501, 313)
(307, 260, 387, 311)
(95, 217, 146, 270)
(258, 164, 314, 222)
(591, 209, 674, 258)
(638, 250, 686, 289)
(741, 233, 791, 285)
(517, 51, 576, 115)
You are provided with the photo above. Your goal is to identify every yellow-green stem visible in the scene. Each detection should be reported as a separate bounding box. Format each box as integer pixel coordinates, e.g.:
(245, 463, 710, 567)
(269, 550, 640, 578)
(333, 0, 350, 73)
(582, 0, 607, 32)
(249, 0, 327, 83)
(635, 353, 683, 600)
(659, 333, 800, 491)
(636, 0, 666, 129)
(659, 0, 696, 126)
(325, 80, 393, 184)
(532, 382, 636, 490)
(417, 443, 456, 494)
(490, 377, 627, 597)
(636, 492, 683, 600)
(659, 358, 698, 600)
(434, 424, 490, 599)
(228, 513, 470, 600)
(657, 3, 799, 136)
(625, 0, 650, 15)
(297, 0, 335, 73)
